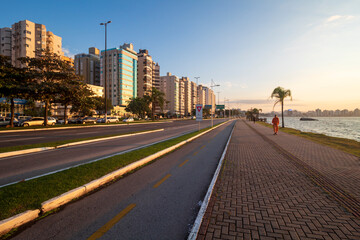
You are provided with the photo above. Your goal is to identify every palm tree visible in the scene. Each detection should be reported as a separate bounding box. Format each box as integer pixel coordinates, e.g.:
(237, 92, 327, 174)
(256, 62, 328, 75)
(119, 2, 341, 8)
(270, 87, 292, 128)
(146, 87, 166, 120)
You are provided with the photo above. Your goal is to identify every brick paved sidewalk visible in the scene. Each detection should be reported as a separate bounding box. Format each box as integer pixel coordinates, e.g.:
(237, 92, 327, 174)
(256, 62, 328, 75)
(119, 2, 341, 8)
(197, 120, 360, 240)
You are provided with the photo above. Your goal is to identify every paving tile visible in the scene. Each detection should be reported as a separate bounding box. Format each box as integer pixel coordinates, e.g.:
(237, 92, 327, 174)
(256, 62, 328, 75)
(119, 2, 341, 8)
(197, 120, 360, 240)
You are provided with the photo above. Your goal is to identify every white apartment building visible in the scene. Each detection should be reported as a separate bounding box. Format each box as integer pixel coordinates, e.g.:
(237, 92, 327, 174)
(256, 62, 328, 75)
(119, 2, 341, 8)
(160, 72, 179, 115)
(179, 77, 192, 116)
(4, 20, 63, 67)
(0, 28, 12, 58)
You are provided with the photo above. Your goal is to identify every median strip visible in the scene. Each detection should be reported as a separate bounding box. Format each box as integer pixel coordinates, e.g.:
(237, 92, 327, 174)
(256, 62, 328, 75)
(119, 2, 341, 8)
(0, 121, 230, 237)
(0, 129, 164, 158)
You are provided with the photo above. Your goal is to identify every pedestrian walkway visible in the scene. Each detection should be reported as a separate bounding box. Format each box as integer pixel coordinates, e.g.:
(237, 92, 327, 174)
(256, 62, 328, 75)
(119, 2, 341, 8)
(197, 120, 360, 239)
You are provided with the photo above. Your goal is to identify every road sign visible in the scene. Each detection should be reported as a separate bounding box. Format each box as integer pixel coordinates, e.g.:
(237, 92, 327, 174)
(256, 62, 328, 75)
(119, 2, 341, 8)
(216, 105, 225, 110)
(204, 105, 212, 109)
(196, 104, 203, 121)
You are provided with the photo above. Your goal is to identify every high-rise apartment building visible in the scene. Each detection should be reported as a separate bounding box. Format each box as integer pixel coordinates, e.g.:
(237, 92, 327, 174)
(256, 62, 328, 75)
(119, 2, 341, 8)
(137, 49, 154, 97)
(0, 28, 12, 58)
(160, 72, 179, 115)
(191, 81, 198, 114)
(74, 47, 101, 86)
(6, 20, 63, 67)
(100, 43, 138, 107)
(197, 85, 206, 106)
(179, 77, 192, 116)
(153, 63, 160, 90)
(203, 86, 216, 112)
(178, 78, 185, 116)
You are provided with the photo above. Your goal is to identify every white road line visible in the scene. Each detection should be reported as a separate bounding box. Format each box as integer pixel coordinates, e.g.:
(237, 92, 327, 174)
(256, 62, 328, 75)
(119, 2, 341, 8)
(2, 137, 44, 142)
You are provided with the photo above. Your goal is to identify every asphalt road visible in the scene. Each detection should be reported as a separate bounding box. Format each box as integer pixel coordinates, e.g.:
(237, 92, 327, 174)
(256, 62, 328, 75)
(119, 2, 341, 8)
(0, 120, 206, 148)
(0, 119, 225, 186)
(11, 120, 235, 240)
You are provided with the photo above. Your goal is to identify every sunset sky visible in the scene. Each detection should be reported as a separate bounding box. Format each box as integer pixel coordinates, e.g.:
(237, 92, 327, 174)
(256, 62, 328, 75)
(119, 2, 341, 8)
(1, 0, 359, 112)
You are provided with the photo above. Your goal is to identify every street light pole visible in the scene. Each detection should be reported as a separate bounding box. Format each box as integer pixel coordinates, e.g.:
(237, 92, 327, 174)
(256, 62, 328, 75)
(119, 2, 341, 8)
(194, 77, 200, 131)
(210, 79, 220, 127)
(100, 20, 111, 122)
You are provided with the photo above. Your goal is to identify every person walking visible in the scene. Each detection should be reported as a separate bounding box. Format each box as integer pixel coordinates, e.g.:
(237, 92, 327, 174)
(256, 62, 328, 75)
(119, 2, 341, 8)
(272, 115, 279, 135)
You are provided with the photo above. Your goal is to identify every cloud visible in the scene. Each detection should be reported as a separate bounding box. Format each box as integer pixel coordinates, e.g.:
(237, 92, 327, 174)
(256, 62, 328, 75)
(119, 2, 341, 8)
(325, 15, 354, 23)
(62, 47, 75, 58)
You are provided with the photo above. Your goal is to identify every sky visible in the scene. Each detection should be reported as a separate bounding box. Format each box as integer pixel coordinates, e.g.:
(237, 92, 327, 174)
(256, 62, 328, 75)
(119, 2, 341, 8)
(1, 0, 360, 112)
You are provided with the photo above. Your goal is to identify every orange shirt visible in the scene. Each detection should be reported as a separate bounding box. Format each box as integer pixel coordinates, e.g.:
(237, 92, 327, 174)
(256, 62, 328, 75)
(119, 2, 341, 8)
(272, 117, 279, 125)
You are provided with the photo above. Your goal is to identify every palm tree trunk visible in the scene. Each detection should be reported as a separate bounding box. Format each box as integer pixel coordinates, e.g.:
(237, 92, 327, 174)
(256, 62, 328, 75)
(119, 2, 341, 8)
(10, 98, 15, 127)
(281, 100, 284, 128)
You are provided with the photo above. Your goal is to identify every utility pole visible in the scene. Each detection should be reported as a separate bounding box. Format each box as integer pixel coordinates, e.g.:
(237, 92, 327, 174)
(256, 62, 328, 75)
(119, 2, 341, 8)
(210, 79, 220, 127)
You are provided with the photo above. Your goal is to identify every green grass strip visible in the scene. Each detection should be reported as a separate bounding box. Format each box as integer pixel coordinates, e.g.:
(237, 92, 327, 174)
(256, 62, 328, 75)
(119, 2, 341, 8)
(0, 125, 215, 220)
(257, 121, 360, 157)
(0, 129, 159, 153)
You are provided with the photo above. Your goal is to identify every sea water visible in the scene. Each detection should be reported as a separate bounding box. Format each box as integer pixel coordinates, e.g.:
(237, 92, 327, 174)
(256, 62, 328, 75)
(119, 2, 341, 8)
(266, 117, 360, 142)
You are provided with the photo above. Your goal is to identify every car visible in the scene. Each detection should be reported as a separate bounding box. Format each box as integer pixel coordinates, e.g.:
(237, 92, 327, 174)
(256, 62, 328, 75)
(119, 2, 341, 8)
(123, 117, 134, 122)
(68, 117, 83, 124)
(21, 117, 56, 127)
(81, 117, 97, 124)
(97, 116, 119, 123)
(191, 116, 196, 120)
(0, 117, 19, 127)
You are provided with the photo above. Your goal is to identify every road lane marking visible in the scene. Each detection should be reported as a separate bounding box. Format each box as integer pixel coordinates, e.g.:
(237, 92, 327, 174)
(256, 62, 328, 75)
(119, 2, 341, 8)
(193, 151, 198, 156)
(179, 159, 189, 167)
(200, 145, 205, 149)
(88, 203, 136, 240)
(2, 137, 44, 142)
(153, 174, 171, 188)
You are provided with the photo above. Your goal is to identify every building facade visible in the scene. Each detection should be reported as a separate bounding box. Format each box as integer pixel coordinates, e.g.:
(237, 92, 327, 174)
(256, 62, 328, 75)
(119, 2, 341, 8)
(100, 43, 138, 107)
(0, 27, 12, 58)
(160, 72, 179, 115)
(137, 49, 154, 97)
(74, 47, 101, 86)
(179, 77, 192, 116)
(5, 20, 63, 67)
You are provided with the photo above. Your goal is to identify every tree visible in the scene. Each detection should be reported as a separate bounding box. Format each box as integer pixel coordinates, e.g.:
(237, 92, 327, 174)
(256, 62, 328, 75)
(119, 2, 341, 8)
(0, 55, 30, 127)
(246, 108, 262, 121)
(270, 86, 292, 128)
(20, 49, 73, 126)
(56, 78, 92, 123)
(146, 87, 166, 120)
(93, 96, 113, 117)
(125, 97, 150, 118)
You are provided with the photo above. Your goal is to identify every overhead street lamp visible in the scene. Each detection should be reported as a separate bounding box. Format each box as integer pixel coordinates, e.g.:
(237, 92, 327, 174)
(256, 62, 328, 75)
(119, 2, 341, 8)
(100, 20, 111, 121)
(210, 79, 220, 127)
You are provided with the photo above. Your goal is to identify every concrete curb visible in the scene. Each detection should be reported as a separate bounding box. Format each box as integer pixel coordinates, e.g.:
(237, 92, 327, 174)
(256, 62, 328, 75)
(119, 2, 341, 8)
(0, 120, 172, 134)
(0, 120, 230, 236)
(56, 129, 164, 148)
(0, 147, 55, 159)
(0, 129, 164, 159)
(188, 121, 236, 240)
(0, 210, 40, 236)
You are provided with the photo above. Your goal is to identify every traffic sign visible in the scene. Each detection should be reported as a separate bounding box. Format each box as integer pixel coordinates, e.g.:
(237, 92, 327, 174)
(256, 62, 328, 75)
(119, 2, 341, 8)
(216, 105, 225, 110)
(196, 104, 203, 121)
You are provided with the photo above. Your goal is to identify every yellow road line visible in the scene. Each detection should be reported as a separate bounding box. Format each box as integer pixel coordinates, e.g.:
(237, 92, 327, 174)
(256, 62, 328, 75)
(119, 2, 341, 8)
(200, 145, 206, 149)
(153, 174, 171, 188)
(179, 159, 189, 167)
(88, 203, 136, 240)
(193, 151, 198, 156)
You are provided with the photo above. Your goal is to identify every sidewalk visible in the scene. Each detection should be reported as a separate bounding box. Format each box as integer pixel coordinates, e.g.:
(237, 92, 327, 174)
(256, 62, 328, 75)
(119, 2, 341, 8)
(197, 120, 360, 239)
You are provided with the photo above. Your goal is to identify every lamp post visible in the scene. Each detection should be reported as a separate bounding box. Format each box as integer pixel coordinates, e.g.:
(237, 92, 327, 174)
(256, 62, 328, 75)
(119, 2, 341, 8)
(210, 79, 220, 127)
(100, 20, 111, 121)
(224, 98, 230, 119)
(194, 77, 200, 131)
